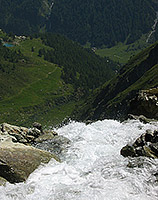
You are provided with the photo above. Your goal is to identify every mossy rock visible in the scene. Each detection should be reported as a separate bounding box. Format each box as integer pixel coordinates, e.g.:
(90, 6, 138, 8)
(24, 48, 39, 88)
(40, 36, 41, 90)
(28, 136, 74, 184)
(0, 176, 7, 186)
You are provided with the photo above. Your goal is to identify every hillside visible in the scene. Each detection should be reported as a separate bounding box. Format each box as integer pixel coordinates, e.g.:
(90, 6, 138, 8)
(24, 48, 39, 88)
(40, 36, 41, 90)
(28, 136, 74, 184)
(48, 0, 158, 47)
(0, 31, 116, 126)
(0, 0, 158, 48)
(0, 0, 52, 35)
(74, 42, 158, 121)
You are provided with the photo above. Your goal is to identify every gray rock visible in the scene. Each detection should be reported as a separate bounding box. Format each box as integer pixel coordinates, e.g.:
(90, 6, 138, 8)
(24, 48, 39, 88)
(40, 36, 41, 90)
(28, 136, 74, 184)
(32, 122, 42, 132)
(34, 129, 58, 143)
(0, 122, 71, 183)
(0, 123, 28, 143)
(0, 141, 59, 183)
(28, 128, 41, 137)
(34, 135, 71, 159)
(0, 123, 47, 144)
(121, 129, 158, 158)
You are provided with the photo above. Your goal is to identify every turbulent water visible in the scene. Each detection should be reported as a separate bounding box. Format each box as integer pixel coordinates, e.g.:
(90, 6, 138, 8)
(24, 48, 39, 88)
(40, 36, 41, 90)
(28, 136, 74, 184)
(0, 119, 158, 200)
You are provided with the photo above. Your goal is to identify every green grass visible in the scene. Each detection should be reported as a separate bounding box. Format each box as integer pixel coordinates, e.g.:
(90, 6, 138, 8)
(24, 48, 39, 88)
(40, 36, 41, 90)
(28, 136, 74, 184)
(110, 63, 158, 107)
(0, 37, 76, 126)
(74, 41, 158, 121)
(95, 35, 150, 64)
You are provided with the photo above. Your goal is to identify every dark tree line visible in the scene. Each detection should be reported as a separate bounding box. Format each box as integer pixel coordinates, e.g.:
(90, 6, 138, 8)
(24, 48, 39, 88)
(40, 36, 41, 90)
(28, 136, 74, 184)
(0, 45, 23, 74)
(0, 0, 46, 35)
(0, 0, 157, 47)
(47, 0, 156, 47)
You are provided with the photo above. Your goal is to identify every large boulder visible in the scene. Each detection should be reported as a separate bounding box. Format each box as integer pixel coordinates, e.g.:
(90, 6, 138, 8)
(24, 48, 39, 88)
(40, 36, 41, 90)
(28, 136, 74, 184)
(0, 122, 71, 183)
(0, 141, 59, 183)
(121, 129, 158, 158)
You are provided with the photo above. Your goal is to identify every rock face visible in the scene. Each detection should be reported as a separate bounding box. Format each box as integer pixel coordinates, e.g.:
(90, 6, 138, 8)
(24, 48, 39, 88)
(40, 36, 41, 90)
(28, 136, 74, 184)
(121, 129, 158, 158)
(130, 88, 158, 119)
(0, 122, 68, 184)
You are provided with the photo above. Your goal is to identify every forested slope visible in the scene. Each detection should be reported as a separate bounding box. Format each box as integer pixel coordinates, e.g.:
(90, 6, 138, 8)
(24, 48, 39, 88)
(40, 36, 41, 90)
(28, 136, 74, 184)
(0, 0, 158, 47)
(48, 0, 158, 47)
(38, 33, 116, 91)
(0, 0, 52, 35)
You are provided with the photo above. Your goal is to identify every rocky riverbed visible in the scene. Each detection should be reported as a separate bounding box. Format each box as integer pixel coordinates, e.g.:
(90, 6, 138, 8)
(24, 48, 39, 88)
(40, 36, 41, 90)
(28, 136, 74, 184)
(0, 122, 70, 185)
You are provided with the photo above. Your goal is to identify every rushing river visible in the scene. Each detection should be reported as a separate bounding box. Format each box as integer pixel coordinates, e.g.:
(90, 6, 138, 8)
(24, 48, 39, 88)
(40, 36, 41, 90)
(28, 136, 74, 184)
(0, 119, 158, 200)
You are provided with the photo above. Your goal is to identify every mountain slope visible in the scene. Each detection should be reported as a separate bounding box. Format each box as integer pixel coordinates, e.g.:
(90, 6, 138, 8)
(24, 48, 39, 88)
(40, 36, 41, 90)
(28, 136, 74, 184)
(74, 42, 158, 121)
(0, 0, 158, 48)
(48, 0, 157, 47)
(37, 33, 117, 91)
(0, 31, 116, 126)
(0, 0, 52, 35)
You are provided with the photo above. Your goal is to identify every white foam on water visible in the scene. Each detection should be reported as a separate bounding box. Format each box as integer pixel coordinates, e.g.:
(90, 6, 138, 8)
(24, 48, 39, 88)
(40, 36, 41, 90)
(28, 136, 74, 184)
(0, 119, 158, 200)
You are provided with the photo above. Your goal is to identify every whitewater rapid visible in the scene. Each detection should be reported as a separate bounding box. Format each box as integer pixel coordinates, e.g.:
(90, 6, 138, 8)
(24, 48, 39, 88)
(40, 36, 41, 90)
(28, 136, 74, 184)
(0, 119, 158, 200)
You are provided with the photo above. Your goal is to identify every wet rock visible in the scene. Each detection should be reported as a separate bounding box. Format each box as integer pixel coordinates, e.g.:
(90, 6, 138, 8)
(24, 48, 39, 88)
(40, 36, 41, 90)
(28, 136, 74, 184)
(1, 123, 28, 143)
(35, 129, 58, 143)
(149, 143, 158, 155)
(145, 129, 154, 142)
(135, 146, 145, 156)
(34, 135, 71, 159)
(0, 122, 56, 144)
(134, 134, 145, 147)
(0, 141, 59, 183)
(120, 145, 136, 157)
(0, 176, 7, 186)
(128, 114, 157, 124)
(121, 129, 158, 158)
(128, 114, 139, 120)
(32, 122, 43, 132)
(0, 122, 70, 183)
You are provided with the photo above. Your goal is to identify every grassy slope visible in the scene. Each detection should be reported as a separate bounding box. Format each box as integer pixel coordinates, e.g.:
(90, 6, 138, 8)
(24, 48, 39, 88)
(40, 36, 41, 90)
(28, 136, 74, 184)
(74, 42, 158, 121)
(0, 36, 76, 126)
(95, 35, 151, 64)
